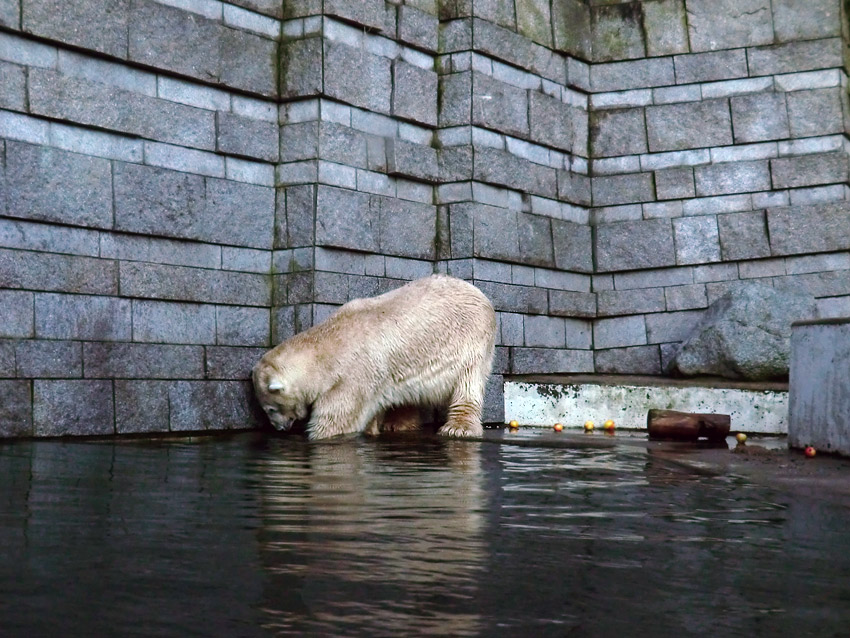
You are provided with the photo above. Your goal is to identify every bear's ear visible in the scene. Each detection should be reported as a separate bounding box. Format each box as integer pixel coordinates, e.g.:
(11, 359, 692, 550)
(267, 376, 286, 392)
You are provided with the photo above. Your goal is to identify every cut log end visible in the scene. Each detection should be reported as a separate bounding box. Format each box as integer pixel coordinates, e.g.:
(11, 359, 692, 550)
(647, 409, 731, 442)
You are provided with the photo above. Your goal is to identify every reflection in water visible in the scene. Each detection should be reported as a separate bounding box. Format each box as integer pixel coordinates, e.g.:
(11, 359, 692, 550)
(0, 433, 849, 637)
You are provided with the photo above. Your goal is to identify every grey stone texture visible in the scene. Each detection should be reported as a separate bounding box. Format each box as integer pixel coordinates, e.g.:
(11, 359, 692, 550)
(596, 219, 676, 272)
(685, 0, 774, 52)
(590, 108, 647, 158)
(392, 61, 438, 127)
(768, 203, 850, 256)
(642, 0, 688, 57)
(717, 211, 772, 261)
(84, 343, 205, 379)
(672, 283, 819, 380)
(15, 340, 82, 378)
(694, 160, 770, 197)
(114, 380, 169, 434)
(23, 0, 129, 58)
(771, 153, 848, 190)
(0, 380, 32, 437)
(730, 93, 790, 143)
(646, 100, 733, 152)
(33, 379, 114, 436)
(324, 41, 392, 115)
(472, 72, 529, 138)
(595, 345, 662, 375)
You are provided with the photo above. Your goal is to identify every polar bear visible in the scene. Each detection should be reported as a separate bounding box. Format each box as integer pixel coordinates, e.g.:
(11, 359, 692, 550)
(252, 274, 496, 440)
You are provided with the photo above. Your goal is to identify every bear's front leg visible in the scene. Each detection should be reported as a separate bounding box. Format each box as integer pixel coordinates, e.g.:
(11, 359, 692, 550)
(307, 386, 373, 440)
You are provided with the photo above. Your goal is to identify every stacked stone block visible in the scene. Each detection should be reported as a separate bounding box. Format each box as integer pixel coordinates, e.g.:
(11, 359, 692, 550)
(1, 0, 849, 437)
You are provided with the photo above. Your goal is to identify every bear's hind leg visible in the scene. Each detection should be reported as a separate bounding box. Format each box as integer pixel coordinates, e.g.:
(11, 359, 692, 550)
(381, 405, 421, 433)
(438, 373, 484, 439)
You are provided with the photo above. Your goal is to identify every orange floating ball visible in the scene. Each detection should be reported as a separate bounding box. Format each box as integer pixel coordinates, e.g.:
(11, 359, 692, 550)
(603, 419, 615, 430)
(735, 432, 747, 443)
(553, 423, 564, 432)
(508, 420, 519, 429)
(804, 446, 817, 458)
(583, 420, 595, 432)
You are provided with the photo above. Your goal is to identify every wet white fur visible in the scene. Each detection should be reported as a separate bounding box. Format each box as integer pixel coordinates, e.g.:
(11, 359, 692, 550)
(253, 275, 496, 440)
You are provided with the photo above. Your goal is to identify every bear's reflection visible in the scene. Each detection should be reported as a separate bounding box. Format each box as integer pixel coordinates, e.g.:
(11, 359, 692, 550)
(256, 436, 485, 637)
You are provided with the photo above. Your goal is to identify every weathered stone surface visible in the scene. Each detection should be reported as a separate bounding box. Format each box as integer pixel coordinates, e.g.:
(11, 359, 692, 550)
(595, 345, 662, 375)
(654, 167, 695, 200)
(6, 141, 113, 229)
(529, 91, 573, 152)
(472, 73, 528, 138)
(548, 289, 596, 318)
(595, 219, 676, 272)
(552, 219, 593, 273)
(786, 88, 844, 138)
(717, 211, 771, 261)
(558, 171, 592, 207)
(219, 26, 277, 96)
(15, 340, 82, 378)
(386, 139, 440, 183)
(510, 348, 594, 374)
(694, 160, 770, 197)
(768, 202, 850, 256)
(438, 71, 472, 127)
(317, 122, 367, 168)
(133, 300, 216, 345)
(476, 280, 547, 315)
(0, 289, 33, 338)
(517, 213, 554, 268)
(376, 196, 436, 260)
(671, 283, 818, 380)
(591, 57, 674, 92)
(324, 0, 385, 30)
(597, 287, 666, 317)
(665, 283, 709, 311)
(280, 184, 316, 249)
(673, 216, 721, 265)
(0, 380, 32, 437)
(674, 49, 747, 84)
(280, 37, 323, 99)
(392, 60, 438, 127)
(593, 172, 654, 207)
(29, 68, 216, 151)
(168, 380, 260, 431)
(0, 249, 118, 296)
(0, 61, 25, 111)
(24, 0, 129, 58)
(216, 306, 270, 347)
(642, 0, 688, 57)
(398, 5, 438, 50)
(114, 380, 169, 433)
(473, 147, 556, 198)
(551, 0, 591, 59)
(33, 379, 114, 436)
(771, 0, 841, 42)
(685, 0, 774, 52)
(747, 38, 843, 76)
(483, 373, 504, 424)
(516, 0, 552, 47)
(589, 107, 647, 158)
(590, 3, 644, 62)
(35, 292, 130, 341)
(205, 346, 267, 380)
(0, 0, 18, 27)
(646, 99, 733, 152)
(594, 315, 647, 349)
(730, 93, 790, 143)
(84, 342, 205, 379)
(216, 112, 279, 162)
(770, 153, 848, 190)
(324, 41, 392, 115)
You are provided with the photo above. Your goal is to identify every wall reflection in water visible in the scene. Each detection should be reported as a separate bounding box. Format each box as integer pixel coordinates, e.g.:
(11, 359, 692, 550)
(254, 437, 486, 637)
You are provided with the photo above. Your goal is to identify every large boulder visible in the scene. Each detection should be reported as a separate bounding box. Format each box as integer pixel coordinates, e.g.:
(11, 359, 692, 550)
(670, 283, 818, 380)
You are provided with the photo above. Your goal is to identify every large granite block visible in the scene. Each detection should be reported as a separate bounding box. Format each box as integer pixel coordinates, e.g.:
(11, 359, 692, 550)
(473, 146, 557, 198)
(0, 60, 25, 111)
(375, 195, 437, 260)
(386, 138, 440, 183)
(646, 99, 733, 152)
(590, 3, 644, 62)
(34, 292, 130, 341)
(551, 0, 591, 59)
(673, 216, 721, 265)
(597, 288, 666, 317)
(398, 5, 439, 51)
(524, 314, 565, 348)
(15, 340, 82, 378)
(786, 88, 844, 138)
(33, 379, 114, 436)
(0, 380, 31, 438)
(0, 289, 33, 338)
(438, 71, 472, 127)
(685, 0, 774, 52)
(747, 39, 843, 76)
(83, 342, 205, 379)
(5, 141, 113, 229)
(23, 0, 129, 58)
(324, 0, 385, 30)
(548, 289, 597, 318)
(119, 262, 271, 306)
(168, 380, 259, 431)
(771, 153, 849, 189)
(280, 184, 317, 249)
(219, 26, 277, 96)
(114, 380, 169, 433)
(768, 202, 850, 256)
(557, 171, 592, 207)
(771, 0, 841, 42)
(717, 211, 771, 261)
(510, 348, 594, 374)
(591, 57, 674, 92)
(593, 172, 654, 207)
(472, 73, 529, 138)
(642, 0, 688, 57)
(594, 315, 647, 349)
(529, 91, 574, 153)
(0, 249, 118, 296)
(730, 93, 790, 143)
(595, 345, 662, 375)
(645, 309, 704, 344)
(319, 122, 368, 168)
(392, 60, 438, 127)
(475, 280, 547, 315)
(324, 41, 392, 115)
(29, 68, 216, 151)
(0, 0, 18, 27)
(595, 219, 676, 272)
(516, 0, 552, 47)
(655, 167, 695, 200)
(694, 160, 770, 197)
(280, 37, 324, 99)
(216, 306, 270, 347)
(589, 107, 647, 158)
(674, 49, 747, 84)
(552, 219, 593, 273)
(205, 346, 267, 380)
(516, 212, 554, 268)
(315, 185, 377, 252)
(113, 163, 274, 249)
(216, 112, 279, 162)
(465, 203, 518, 263)
(132, 300, 217, 345)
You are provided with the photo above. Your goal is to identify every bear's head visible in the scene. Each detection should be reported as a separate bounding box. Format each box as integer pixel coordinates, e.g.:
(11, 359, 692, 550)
(252, 360, 311, 431)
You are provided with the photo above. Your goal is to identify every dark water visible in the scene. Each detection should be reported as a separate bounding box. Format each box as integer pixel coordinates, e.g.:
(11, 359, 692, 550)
(1, 432, 849, 638)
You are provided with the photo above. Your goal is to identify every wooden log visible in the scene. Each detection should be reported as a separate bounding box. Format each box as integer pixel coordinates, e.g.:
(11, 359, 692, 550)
(647, 409, 731, 441)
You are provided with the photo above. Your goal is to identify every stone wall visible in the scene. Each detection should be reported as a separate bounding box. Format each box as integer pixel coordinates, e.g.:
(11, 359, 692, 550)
(0, 0, 848, 437)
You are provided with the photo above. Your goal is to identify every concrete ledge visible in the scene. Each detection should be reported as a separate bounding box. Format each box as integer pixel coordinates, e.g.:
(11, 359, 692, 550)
(789, 321, 850, 455)
(504, 374, 788, 433)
